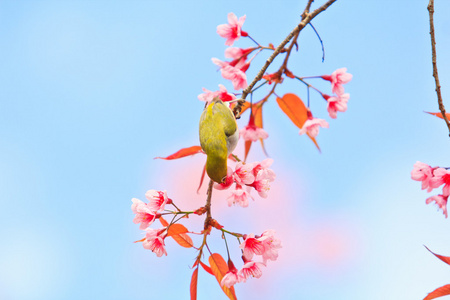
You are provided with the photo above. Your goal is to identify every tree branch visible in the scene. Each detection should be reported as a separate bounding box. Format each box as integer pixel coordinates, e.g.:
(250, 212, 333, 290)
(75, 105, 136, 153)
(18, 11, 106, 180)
(428, 0, 450, 136)
(233, 0, 337, 116)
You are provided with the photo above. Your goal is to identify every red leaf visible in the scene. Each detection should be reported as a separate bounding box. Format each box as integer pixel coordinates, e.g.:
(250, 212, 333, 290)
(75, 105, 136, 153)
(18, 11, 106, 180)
(425, 246, 450, 265)
(425, 111, 450, 120)
(199, 260, 213, 275)
(155, 146, 203, 160)
(197, 164, 207, 194)
(276, 93, 320, 151)
(209, 254, 237, 300)
(284, 69, 295, 79)
(190, 267, 199, 300)
(166, 224, 189, 237)
(424, 284, 450, 300)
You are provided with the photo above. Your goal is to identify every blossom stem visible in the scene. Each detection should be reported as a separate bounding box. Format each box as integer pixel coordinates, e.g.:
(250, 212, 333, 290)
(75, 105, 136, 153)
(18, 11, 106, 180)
(221, 228, 244, 238)
(247, 34, 261, 47)
(307, 86, 310, 108)
(171, 202, 182, 212)
(231, 154, 242, 162)
(299, 76, 323, 79)
(173, 212, 190, 224)
(250, 80, 268, 94)
(295, 76, 323, 96)
(160, 210, 194, 216)
(222, 231, 231, 259)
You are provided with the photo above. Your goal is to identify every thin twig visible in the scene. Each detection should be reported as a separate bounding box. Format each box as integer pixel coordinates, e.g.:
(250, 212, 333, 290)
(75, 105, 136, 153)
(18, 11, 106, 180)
(428, 0, 450, 136)
(233, 0, 337, 116)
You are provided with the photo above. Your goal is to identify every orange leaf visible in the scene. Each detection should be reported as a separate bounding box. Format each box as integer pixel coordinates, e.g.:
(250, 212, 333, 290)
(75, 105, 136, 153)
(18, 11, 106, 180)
(166, 223, 189, 237)
(244, 140, 252, 162)
(209, 254, 237, 300)
(425, 111, 450, 120)
(425, 246, 450, 265)
(199, 260, 213, 275)
(133, 237, 145, 243)
(170, 233, 193, 248)
(159, 216, 169, 227)
(154, 146, 203, 160)
(190, 267, 199, 300)
(159, 217, 193, 248)
(276, 93, 320, 151)
(424, 284, 450, 300)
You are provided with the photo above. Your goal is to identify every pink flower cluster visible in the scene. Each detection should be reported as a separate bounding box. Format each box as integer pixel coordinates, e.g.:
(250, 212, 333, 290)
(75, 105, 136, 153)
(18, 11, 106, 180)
(411, 161, 450, 218)
(131, 190, 171, 256)
(221, 230, 282, 288)
(299, 68, 352, 138)
(198, 84, 236, 104)
(321, 68, 352, 120)
(213, 13, 253, 90)
(215, 159, 276, 207)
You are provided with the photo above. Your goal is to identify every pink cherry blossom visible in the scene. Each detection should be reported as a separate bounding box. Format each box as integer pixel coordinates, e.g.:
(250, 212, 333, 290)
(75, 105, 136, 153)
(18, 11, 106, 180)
(324, 93, 349, 119)
(249, 173, 270, 198)
(321, 67, 352, 95)
(223, 66, 248, 90)
(259, 230, 282, 263)
(240, 233, 266, 260)
(145, 190, 168, 212)
(226, 185, 253, 207)
(131, 198, 157, 230)
(426, 194, 449, 218)
(220, 261, 244, 288)
(212, 58, 248, 90)
(240, 124, 269, 142)
(217, 13, 248, 46)
(143, 228, 167, 257)
(198, 84, 236, 104)
(251, 158, 276, 182)
(299, 118, 329, 138)
(430, 168, 450, 196)
(411, 161, 434, 192)
(214, 167, 234, 190)
(238, 261, 265, 281)
(225, 47, 253, 60)
(234, 162, 256, 185)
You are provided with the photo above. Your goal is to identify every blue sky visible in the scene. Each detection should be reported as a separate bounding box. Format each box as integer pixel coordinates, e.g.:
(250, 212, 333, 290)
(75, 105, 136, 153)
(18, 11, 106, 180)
(1, 1, 450, 299)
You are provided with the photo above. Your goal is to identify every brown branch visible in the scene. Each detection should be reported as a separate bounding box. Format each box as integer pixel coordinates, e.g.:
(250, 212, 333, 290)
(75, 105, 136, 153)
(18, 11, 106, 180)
(233, 0, 337, 116)
(428, 0, 450, 136)
(204, 179, 214, 230)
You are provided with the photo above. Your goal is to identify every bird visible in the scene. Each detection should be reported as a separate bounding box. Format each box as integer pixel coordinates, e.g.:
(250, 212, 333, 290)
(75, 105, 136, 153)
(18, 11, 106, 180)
(199, 97, 239, 183)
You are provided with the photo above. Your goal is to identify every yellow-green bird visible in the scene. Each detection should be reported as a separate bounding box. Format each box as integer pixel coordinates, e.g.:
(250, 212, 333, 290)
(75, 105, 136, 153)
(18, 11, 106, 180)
(199, 98, 239, 183)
